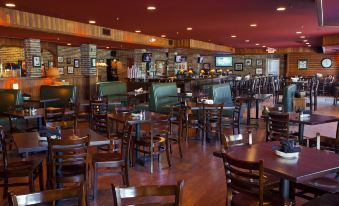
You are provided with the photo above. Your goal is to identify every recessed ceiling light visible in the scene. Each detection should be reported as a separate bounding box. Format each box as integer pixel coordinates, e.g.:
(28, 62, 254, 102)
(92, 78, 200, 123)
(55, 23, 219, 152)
(67, 43, 71, 46)
(255, 43, 260, 46)
(135, 30, 141, 33)
(245, 40, 250, 43)
(147, 6, 156, 10)
(161, 35, 166, 38)
(300, 36, 306, 39)
(308, 45, 311, 47)
(250, 24, 257, 27)
(306, 42, 310, 45)
(231, 35, 237, 38)
(296, 31, 302, 34)
(89, 20, 96, 24)
(106, 47, 110, 49)
(5, 3, 15, 7)
(262, 45, 267, 48)
(186, 27, 193, 31)
(276, 7, 286, 11)
(303, 39, 308, 42)
(149, 38, 156, 42)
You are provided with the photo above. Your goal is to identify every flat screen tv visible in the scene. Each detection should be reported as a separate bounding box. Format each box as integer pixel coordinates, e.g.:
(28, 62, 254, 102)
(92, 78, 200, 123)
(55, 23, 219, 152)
(197, 57, 204, 64)
(175, 55, 182, 63)
(142, 53, 152, 62)
(215, 56, 232, 67)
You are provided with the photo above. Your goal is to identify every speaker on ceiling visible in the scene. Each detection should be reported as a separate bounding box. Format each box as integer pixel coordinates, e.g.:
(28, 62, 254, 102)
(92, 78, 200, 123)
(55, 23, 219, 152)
(110, 50, 117, 57)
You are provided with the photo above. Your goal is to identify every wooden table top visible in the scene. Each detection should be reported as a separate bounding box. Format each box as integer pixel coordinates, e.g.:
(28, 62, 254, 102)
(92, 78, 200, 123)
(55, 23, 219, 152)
(2, 108, 74, 119)
(24, 98, 60, 103)
(12, 128, 109, 154)
(80, 100, 122, 106)
(108, 111, 167, 125)
(288, 113, 339, 125)
(227, 141, 339, 183)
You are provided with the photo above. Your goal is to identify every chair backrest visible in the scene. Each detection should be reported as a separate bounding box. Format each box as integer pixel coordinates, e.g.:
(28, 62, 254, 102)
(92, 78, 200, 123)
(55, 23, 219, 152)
(233, 100, 242, 123)
(45, 107, 65, 124)
(170, 106, 184, 137)
(202, 103, 224, 125)
(0, 126, 9, 173)
(221, 131, 251, 152)
(48, 136, 90, 187)
(222, 153, 264, 206)
(9, 183, 87, 206)
(40, 85, 77, 108)
(90, 98, 109, 133)
(267, 111, 289, 140)
(112, 180, 184, 206)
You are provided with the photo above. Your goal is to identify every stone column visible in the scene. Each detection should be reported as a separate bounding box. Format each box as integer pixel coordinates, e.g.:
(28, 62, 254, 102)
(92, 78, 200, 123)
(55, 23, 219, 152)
(80, 44, 97, 99)
(24, 38, 42, 77)
(80, 44, 97, 75)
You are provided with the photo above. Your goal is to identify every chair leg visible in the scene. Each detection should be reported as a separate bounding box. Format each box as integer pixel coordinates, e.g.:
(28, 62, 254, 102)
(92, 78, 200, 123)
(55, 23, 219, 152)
(93, 164, 98, 200)
(124, 166, 129, 186)
(3, 178, 8, 199)
(178, 137, 183, 159)
(29, 174, 35, 192)
(39, 164, 44, 191)
(150, 145, 154, 174)
(165, 140, 171, 167)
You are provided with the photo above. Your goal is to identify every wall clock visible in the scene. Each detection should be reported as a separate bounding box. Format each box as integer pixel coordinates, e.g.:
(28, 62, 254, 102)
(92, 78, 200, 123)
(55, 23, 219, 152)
(321, 58, 332, 68)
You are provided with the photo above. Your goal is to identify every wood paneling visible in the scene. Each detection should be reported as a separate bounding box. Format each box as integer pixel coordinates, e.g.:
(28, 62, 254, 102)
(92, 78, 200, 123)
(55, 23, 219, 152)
(323, 34, 339, 46)
(286, 53, 339, 77)
(236, 47, 315, 55)
(175, 39, 234, 53)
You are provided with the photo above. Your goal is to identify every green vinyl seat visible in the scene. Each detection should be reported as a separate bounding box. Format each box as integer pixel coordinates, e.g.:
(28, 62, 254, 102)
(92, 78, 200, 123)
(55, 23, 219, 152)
(40, 85, 77, 108)
(149, 82, 178, 113)
(97, 81, 128, 106)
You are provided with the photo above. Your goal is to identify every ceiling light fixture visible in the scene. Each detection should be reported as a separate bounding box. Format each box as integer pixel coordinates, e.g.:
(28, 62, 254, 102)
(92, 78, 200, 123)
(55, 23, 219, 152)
(306, 42, 310, 45)
(135, 30, 141, 33)
(106, 46, 110, 49)
(262, 45, 267, 48)
(296, 31, 302, 34)
(303, 39, 308, 42)
(255, 43, 260, 46)
(300, 36, 306, 39)
(231, 35, 237, 38)
(5, 3, 15, 7)
(245, 40, 250, 43)
(147, 6, 156, 10)
(276, 7, 286, 11)
(187, 27, 193, 31)
(161, 35, 166, 38)
(67, 43, 71, 46)
(89, 20, 96, 24)
(308, 45, 311, 47)
(250, 24, 257, 27)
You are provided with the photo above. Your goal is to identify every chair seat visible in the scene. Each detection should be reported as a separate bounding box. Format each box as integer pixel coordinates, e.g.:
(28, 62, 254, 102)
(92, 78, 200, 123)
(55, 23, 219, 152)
(93, 152, 123, 164)
(0, 159, 43, 177)
(231, 192, 291, 206)
(136, 136, 166, 146)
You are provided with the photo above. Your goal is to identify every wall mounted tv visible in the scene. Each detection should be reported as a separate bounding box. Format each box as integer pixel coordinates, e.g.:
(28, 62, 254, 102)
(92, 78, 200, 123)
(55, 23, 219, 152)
(197, 57, 204, 64)
(215, 56, 232, 67)
(142, 53, 152, 62)
(175, 55, 182, 63)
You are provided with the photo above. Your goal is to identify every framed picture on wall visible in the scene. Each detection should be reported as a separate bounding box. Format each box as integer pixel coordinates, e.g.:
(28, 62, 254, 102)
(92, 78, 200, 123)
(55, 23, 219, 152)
(155, 60, 166, 75)
(58, 67, 64, 75)
(203, 63, 210, 70)
(256, 59, 263, 66)
(32, 56, 41, 67)
(245, 58, 252, 66)
(234, 63, 243, 71)
(48, 61, 54, 68)
(256, 68, 263, 75)
(74, 59, 80, 68)
(67, 66, 74, 74)
(58, 56, 64, 63)
(91, 58, 96, 67)
(298, 59, 308, 70)
(66, 58, 71, 64)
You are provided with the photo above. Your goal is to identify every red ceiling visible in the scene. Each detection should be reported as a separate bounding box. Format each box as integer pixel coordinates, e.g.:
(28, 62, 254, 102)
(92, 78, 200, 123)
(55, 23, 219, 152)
(1, 0, 339, 49)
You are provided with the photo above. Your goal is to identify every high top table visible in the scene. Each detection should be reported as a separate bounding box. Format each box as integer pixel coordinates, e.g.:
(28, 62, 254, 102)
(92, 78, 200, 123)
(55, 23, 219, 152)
(226, 141, 339, 201)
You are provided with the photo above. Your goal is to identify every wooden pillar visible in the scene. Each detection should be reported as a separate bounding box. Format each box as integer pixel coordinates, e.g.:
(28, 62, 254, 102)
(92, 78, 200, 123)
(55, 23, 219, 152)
(80, 44, 97, 99)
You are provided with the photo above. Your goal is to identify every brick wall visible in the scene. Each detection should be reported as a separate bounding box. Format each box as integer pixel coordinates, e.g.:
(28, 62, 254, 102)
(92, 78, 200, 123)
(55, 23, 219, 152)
(42, 49, 54, 68)
(0, 47, 25, 64)
(80, 44, 96, 76)
(57, 46, 81, 75)
(24, 39, 42, 77)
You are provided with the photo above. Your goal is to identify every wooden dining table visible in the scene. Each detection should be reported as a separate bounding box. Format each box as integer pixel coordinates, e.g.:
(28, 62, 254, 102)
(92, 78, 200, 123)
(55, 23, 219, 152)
(226, 141, 339, 201)
(12, 128, 109, 156)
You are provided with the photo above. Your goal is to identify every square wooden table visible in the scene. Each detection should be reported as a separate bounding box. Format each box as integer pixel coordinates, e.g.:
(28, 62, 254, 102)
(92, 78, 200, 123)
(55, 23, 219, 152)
(226, 141, 339, 201)
(12, 128, 109, 156)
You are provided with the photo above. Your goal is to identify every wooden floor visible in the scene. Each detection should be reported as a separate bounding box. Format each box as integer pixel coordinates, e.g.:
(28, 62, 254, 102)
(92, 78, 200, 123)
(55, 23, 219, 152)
(1, 96, 338, 206)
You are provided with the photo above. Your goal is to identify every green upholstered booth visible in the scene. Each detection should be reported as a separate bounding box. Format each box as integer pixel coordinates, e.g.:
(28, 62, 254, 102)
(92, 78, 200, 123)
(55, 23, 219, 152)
(0, 89, 24, 131)
(97, 81, 128, 105)
(282, 84, 297, 112)
(209, 83, 234, 117)
(149, 82, 178, 113)
(40, 85, 77, 108)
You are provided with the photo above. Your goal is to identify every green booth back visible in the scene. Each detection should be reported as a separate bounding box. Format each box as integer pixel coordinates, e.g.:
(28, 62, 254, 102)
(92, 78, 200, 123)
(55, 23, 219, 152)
(210, 84, 233, 106)
(282, 84, 297, 112)
(149, 82, 178, 113)
(97, 81, 127, 103)
(0, 89, 23, 112)
(40, 85, 77, 108)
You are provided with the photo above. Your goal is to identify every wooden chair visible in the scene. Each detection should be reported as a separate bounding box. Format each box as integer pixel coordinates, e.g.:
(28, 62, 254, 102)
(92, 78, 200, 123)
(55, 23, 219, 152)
(168, 106, 184, 159)
(45, 107, 76, 130)
(223, 100, 242, 135)
(200, 103, 223, 144)
(90, 98, 109, 133)
(47, 136, 90, 189)
(9, 183, 87, 206)
(266, 111, 290, 142)
(223, 153, 289, 206)
(0, 126, 44, 199)
(133, 121, 171, 174)
(112, 180, 184, 206)
(92, 123, 133, 200)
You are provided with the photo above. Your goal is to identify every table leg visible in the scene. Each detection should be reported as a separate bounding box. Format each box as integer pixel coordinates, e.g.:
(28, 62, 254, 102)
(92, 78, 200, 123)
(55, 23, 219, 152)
(280, 178, 290, 201)
(256, 99, 259, 119)
(247, 100, 251, 125)
(298, 123, 305, 143)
